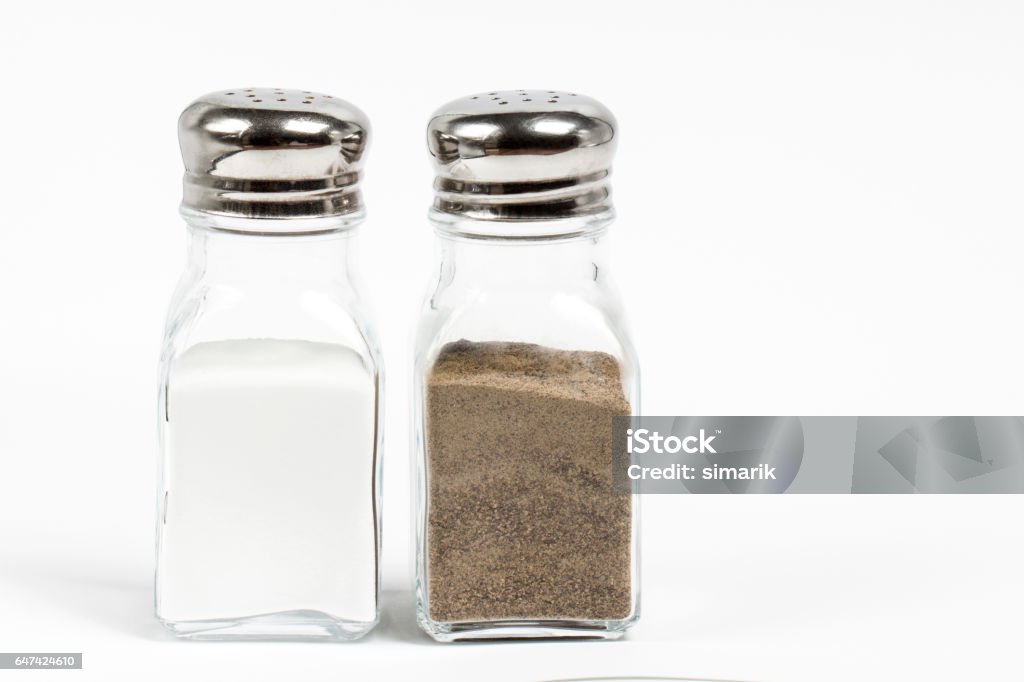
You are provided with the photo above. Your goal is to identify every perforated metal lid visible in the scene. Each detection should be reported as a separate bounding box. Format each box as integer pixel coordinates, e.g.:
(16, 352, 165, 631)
(178, 88, 370, 220)
(427, 90, 617, 221)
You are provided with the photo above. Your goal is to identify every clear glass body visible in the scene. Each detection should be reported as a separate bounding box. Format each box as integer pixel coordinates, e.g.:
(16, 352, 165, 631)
(156, 211, 383, 641)
(413, 211, 640, 641)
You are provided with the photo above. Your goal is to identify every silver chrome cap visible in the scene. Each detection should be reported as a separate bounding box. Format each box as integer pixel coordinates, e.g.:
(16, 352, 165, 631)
(178, 88, 370, 220)
(427, 90, 617, 221)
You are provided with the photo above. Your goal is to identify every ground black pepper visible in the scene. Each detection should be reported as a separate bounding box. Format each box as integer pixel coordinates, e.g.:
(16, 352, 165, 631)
(425, 340, 633, 623)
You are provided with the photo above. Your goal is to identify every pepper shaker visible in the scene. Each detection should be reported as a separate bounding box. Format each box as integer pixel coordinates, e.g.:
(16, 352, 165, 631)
(413, 90, 640, 641)
(156, 89, 382, 641)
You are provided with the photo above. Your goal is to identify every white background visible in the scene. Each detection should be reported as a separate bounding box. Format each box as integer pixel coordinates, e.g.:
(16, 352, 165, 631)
(1, 1, 1022, 680)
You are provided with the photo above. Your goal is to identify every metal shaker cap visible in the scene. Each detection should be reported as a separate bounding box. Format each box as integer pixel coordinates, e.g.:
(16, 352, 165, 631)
(427, 90, 617, 222)
(178, 88, 370, 221)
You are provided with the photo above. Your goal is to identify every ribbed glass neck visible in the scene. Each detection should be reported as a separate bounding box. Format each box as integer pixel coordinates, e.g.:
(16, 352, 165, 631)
(428, 208, 614, 241)
(180, 207, 365, 236)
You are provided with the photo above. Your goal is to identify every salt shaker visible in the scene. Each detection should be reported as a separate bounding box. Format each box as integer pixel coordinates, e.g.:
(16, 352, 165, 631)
(157, 89, 382, 640)
(414, 90, 640, 640)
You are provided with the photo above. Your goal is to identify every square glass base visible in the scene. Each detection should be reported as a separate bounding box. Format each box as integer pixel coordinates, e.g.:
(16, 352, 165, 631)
(417, 614, 636, 642)
(159, 609, 377, 642)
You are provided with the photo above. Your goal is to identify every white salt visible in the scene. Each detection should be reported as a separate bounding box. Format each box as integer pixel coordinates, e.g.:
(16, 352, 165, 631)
(157, 339, 377, 626)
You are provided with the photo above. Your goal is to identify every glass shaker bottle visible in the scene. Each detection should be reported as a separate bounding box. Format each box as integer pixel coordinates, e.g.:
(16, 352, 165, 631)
(414, 90, 640, 640)
(157, 89, 382, 640)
